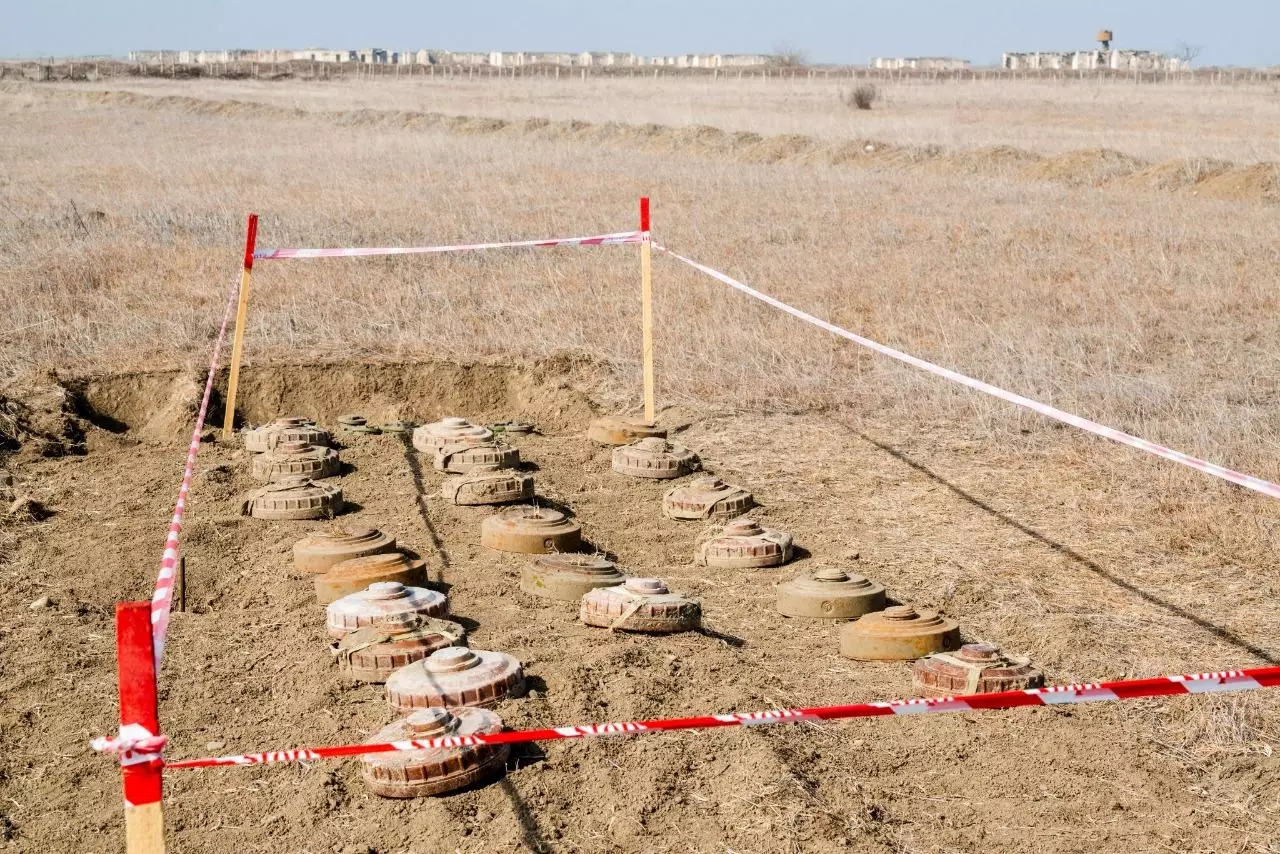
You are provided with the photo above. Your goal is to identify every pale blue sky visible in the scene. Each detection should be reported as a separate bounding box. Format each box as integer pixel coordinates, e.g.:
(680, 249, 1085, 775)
(4, 0, 1275, 67)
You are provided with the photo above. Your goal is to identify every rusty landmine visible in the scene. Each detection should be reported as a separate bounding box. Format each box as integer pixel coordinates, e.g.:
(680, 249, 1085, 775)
(912, 643, 1044, 695)
(360, 707, 508, 799)
(520, 553, 625, 602)
(579, 578, 701, 634)
(242, 416, 332, 453)
(697, 518, 794, 569)
(411, 417, 493, 454)
(442, 465, 534, 506)
(338, 414, 382, 435)
(611, 437, 700, 480)
(586, 415, 667, 447)
(385, 646, 526, 712)
(315, 552, 429, 605)
(331, 612, 466, 682)
(379, 419, 416, 435)
(776, 567, 887, 620)
(433, 441, 520, 474)
(293, 524, 398, 574)
(839, 605, 961, 661)
(241, 476, 343, 521)
(663, 476, 754, 521)
(250, 440, 341, 483)
(325, 580, 449, 638)
(479, 505, 582, 554)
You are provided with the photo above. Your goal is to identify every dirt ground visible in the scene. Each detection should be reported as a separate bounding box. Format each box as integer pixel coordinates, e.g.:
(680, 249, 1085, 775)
(0, 359, 1277, 853)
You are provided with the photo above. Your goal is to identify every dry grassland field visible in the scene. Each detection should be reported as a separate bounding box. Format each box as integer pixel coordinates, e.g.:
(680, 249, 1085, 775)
(1, 73, 1279, 853)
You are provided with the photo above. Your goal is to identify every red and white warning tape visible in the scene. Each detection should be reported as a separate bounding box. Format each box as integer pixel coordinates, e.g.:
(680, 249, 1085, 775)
(149, 278, 242, 670)
(656, 245, 1280, 502)
(254, 230, 644, 260)
(164, 665, 1280, 770)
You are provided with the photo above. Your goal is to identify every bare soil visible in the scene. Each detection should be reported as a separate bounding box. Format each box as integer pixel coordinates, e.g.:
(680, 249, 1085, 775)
(1, 359, 1277, 853)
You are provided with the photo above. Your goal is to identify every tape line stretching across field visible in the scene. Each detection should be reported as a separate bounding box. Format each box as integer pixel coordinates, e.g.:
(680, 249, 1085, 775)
(655, 245, 1280, 502)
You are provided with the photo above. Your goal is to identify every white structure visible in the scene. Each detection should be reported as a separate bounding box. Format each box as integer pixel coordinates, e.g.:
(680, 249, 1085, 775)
(1002, 49, 1187, 72)
(872, 57, 970, 71)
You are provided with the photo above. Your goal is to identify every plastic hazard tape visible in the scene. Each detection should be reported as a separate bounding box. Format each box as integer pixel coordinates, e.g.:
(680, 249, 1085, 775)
(149, 278, 242, 670)
(164, 665, 1280, 770)
(255, 230, 644, 260)
(656, 245, 1280, 502)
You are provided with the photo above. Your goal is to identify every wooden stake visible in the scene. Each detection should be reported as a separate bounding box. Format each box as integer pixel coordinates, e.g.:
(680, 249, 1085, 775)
(640, 197, 655, 423)
(116, 601, 165, 853)
(222, 213, 259, 440)
(177, 557, 186, 613)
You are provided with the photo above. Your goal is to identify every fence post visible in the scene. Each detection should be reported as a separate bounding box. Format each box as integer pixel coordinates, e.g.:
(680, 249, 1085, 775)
(116, 601, 165, 853)
(640, 197, 655, 423)
(221, 213, 259, 439)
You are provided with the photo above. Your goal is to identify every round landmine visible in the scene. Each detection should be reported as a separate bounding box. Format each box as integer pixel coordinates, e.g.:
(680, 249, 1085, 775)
(579, 578, 701, 633)
(663, 476, 754, 521)
(442, 466, 534, 506)
(521, 554, 625, 602)
(250, 440, 340, 482)
(338, 414, 381, 435)
(241, 476, 343, 521)
(776, 567, 886, 620)
(698, 518, 793, 569)
(612, 438, 700, 480)
(386, 646, 526, 712)
(331, 612, 466, 682)
(433, 442, 520, 474)
(479, 505, 582, 554)
(293, 525, 397, 574)
(315, 552, 428, 605)
(325, 581, 448, 638)
(839, 605, 961, 661)
(912, 643, 1044, 695)
(361, 707, 508, 798)
(587, 415, 667, 447)
(242, 417, 332, 453)
(492, 420, 534, 435)
(380, 419, 416, 434)
(411, 417, 494, 454)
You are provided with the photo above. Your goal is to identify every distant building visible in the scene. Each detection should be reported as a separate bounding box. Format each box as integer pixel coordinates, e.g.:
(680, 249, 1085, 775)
(871, 57, 971, 71)
(1002, 49, 1187, 72)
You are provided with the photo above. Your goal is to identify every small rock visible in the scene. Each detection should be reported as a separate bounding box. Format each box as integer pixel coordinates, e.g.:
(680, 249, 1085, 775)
(29, 595, 55, 611)
(205, 740, 226, 752)
(528, 689, 544, 699)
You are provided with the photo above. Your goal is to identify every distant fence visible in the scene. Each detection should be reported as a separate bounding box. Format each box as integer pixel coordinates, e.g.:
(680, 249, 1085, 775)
(2, 59, 1278, 86)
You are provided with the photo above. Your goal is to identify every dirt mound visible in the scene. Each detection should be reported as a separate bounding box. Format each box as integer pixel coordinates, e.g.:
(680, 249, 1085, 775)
(926, 144, 1044, 177)
(1019, 148, 1146, 187)
(1119, 158, 1232, 192)
(0, 371, 85, 458)
(1194, 163, 1280, 202)
(738, 133, 819, 164)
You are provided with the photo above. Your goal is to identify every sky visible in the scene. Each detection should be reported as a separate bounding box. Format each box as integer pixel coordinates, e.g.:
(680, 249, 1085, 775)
(3, 0, 1275, 68)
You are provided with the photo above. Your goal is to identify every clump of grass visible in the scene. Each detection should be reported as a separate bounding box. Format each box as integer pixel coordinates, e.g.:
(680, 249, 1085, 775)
(845, 84, 879, 110)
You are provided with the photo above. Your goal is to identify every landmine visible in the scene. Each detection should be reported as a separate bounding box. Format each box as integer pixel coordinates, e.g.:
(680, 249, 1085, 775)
(250, 440, 341, 482)
(776, 567, 887, 620)
(491, 420, 534, 435)
(612, 437, 700, 479)
(698, 518, 794, 569)
(442, 465, 534, 506)
(241, 476, 343, 521)
(412, 417, 493, 454)
(380, 419, 416, 434)
(663, 476, 754, 520)
(315, 553, 428, 605)
(520, 553, 625, 602)
(912, 643, 1044, 695)
(839, 605, 961, 661)
(331, 612, 465, 682)
(242, 416, 332, 453)
(338, 414, 381, 435)
(480, 505, 582, 554)
(293, 524, 398, 574)
(386, 646, 526, 711)
(325, 581, 448, 638)
(587, 415, 667, 447)
(579, 578, 701, 633)
(433, 442, 520, 474)
(360, 707, 508, 798)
